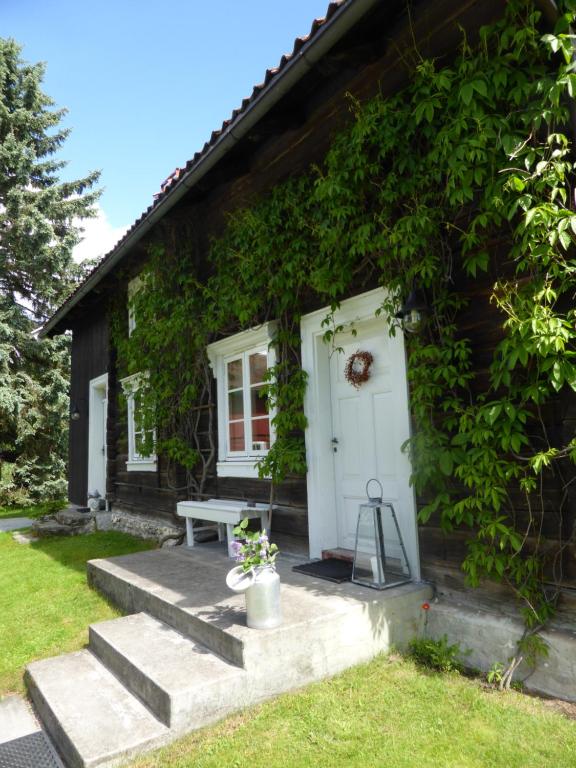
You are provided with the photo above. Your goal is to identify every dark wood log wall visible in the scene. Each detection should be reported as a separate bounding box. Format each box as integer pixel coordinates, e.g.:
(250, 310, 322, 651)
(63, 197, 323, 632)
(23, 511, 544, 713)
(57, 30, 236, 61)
(68, 311, 109, 505)
(65, 0, 575, 610)
(105, 335, 180, 525)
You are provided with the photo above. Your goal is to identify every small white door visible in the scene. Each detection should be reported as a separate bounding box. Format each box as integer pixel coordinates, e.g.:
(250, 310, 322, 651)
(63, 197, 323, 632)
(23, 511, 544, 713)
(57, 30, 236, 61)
(88, 374, 108, 499)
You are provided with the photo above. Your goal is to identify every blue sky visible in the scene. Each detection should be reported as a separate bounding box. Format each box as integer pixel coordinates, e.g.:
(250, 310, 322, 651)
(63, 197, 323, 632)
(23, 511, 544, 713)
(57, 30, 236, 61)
(4, 0, 331, 259)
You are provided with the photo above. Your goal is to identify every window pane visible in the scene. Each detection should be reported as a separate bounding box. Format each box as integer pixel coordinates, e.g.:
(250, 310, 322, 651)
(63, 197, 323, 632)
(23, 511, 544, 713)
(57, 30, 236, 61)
(227, 359, 243, 390)
(249, 351, 267, 385)
(229, 421, 245, 452)
(251, 417, 270, 450)
(250, 386, 268, 417)
(133, 393, 152, 433)
(228, 390, 244, 420)
(135, 429, 154, 459)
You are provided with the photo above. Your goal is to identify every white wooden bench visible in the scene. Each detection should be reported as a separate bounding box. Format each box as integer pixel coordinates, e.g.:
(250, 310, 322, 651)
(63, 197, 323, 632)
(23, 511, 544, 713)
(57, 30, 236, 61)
(176, 499, 271, 557)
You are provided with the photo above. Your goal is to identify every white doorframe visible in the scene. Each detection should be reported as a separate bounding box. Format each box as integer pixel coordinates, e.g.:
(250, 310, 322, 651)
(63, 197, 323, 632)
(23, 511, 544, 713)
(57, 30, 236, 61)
(301, 288, 421, 579)
(87, 373, 108, 502)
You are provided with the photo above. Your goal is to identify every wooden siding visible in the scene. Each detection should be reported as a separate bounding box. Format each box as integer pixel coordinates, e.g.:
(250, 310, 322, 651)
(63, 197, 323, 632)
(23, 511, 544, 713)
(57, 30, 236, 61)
(68, 311, 109, 505)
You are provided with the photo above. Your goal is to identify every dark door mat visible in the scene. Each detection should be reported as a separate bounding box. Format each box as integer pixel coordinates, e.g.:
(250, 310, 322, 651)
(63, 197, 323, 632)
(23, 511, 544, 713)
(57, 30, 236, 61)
(0, 731, 64, 768)
(292, 557, 353, 583)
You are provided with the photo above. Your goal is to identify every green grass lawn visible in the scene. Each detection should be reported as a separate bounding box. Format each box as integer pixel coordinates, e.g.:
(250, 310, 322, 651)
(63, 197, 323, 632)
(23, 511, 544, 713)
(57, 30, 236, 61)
(0, 529, 155, 695)
(1, 526, 574, 767)
(127, 654, 576, 768)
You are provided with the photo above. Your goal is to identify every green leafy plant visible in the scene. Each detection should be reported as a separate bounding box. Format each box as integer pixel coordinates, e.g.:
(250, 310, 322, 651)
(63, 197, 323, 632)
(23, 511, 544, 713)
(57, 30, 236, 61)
(408, 635, 468, 674)
(486, 662, 505, 686)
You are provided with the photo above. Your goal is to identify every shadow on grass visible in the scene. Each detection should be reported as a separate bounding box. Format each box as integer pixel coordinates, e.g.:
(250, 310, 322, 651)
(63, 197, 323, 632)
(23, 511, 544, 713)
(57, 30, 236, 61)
(28, 531, 156, 576)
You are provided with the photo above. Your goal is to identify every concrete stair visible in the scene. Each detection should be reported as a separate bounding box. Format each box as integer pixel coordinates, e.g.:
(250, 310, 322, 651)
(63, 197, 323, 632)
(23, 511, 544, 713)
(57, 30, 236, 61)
(26, 650, 169, 768)
(89, 613, 246, 731)
(25, 545, 431, 768)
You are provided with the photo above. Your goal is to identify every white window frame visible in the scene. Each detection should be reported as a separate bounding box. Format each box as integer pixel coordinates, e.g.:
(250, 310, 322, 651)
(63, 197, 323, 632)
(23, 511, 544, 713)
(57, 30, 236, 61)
(121, 373, 157, 472)
(127, 275, 144, 336)
(207, 323, 276, 478)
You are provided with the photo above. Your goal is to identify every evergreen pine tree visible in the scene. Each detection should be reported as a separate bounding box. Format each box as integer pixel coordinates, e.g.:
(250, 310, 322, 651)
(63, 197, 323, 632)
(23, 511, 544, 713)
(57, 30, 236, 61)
(0, 38, 100, 503)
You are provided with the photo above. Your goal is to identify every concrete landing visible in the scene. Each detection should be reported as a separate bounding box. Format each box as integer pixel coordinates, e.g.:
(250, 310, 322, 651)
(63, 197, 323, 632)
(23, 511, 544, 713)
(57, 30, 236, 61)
(27, 544, 431, 768)
(87, 546, 430, 677)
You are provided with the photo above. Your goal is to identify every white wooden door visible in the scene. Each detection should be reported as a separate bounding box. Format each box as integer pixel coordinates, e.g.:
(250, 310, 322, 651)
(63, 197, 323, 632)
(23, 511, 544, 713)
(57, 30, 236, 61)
(88, 375, 108, 499)
(330, 317, 413, 553)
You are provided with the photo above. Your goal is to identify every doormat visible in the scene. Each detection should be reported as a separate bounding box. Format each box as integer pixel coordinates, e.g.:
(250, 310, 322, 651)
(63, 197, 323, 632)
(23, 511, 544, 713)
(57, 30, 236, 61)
(0, 731, 64, 768)
(292, 557, 353, 583)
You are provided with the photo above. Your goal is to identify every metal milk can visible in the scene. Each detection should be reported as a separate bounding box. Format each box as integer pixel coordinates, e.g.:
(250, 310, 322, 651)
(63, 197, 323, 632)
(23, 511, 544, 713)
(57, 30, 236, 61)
(245, 566, 282, 629)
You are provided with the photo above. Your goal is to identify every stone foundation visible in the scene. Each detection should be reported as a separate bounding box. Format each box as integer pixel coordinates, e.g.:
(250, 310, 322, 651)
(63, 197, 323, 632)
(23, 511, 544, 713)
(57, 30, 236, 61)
(425, 598, 576, 702)
(95, 506, 184, 543)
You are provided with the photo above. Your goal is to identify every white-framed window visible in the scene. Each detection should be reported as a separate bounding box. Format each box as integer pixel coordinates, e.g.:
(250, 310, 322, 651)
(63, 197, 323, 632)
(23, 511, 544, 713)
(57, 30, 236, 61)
(121, 373, 157, 472)
(207, 323, 276, 478)
(127, 274, 144, 336)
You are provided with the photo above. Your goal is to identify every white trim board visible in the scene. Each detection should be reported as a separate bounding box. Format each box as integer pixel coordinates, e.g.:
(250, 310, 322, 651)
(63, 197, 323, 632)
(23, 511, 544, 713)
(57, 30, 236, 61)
(300, 288, 421, 579)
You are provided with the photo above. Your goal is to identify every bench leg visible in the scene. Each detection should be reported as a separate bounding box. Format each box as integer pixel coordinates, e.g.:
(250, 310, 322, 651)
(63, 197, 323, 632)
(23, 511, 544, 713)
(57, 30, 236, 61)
(185, 518, 195, 548)
(226, 523, 236, 558)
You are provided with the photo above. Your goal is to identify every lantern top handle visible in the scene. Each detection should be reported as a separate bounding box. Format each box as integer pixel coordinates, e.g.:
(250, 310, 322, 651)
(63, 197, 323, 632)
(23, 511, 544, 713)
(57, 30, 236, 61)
(365, 478, 383, 503)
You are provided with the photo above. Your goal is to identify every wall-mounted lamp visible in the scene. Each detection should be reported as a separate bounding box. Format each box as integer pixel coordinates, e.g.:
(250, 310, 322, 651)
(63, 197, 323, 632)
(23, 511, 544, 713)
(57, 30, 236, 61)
(70, 396, 88, 421)
(395, 288, 427, 334)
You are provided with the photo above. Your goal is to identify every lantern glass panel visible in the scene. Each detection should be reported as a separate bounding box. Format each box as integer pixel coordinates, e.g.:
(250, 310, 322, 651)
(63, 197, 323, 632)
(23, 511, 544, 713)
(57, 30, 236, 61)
(352, 501, 411, 590)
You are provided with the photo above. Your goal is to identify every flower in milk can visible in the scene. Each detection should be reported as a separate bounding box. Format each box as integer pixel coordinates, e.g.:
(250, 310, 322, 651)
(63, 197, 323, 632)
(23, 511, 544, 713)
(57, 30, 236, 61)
(232, 517, 279, 573)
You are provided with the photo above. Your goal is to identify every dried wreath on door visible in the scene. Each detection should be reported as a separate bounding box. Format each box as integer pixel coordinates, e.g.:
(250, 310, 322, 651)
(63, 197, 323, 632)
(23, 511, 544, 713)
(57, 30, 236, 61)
(344, 350, 373, 389)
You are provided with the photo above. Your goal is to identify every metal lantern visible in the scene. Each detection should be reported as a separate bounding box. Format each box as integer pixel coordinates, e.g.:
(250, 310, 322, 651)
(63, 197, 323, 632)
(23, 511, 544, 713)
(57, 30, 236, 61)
(352, 479, 412, 590)
(395, 288, 427, 334)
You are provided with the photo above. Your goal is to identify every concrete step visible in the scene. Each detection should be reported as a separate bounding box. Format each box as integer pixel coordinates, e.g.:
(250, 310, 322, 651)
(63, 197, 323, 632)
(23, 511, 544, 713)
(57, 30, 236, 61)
(87, 548, 247, 668)
(89, 612, 247, 732)
(321, 547, 354, 562)
(26, 650, 169, 768)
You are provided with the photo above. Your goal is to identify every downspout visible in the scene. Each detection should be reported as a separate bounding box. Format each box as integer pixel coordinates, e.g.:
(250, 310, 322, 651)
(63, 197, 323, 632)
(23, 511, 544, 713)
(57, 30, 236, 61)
(41, 0, 383, 337)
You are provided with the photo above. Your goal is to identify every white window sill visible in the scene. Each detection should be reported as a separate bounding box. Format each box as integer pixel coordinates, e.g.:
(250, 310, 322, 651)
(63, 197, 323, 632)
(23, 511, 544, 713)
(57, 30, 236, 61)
(216, 460, 270, 479)
(126, 460, 157, 473)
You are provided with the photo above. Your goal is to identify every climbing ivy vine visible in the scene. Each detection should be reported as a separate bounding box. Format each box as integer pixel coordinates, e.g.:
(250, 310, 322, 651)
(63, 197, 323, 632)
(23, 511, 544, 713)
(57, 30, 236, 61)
(117, 0, 576, 658)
